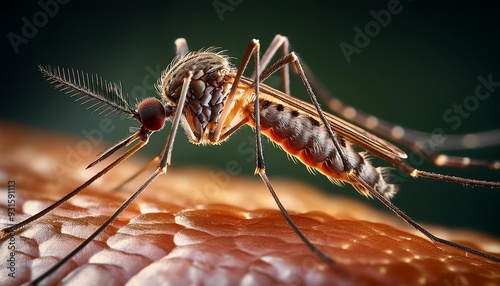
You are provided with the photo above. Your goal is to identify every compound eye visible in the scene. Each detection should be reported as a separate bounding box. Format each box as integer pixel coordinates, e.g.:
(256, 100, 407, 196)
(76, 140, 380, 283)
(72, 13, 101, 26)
(137, 98, 166, 131)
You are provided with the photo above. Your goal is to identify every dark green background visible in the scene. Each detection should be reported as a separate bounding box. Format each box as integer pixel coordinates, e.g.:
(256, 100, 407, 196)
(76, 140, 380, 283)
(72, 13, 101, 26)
(1, 1, 499, 237)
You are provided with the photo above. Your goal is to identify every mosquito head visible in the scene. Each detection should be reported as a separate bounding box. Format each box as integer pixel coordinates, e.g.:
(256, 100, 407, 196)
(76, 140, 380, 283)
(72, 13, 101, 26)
(137, 98, 166, 131)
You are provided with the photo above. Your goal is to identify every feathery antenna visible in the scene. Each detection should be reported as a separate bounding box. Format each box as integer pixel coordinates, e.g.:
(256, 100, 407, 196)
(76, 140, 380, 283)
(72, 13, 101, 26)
(39, 65, 137, 118)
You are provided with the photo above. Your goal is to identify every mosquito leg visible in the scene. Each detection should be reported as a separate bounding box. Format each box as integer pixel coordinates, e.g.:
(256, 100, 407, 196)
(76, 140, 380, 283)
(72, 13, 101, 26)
(218, 117, 249, 142)
(0, 129, 150, 239)
(87, 132, 142, 169)
(32, 70, 194, 284)
(112, 105, 185, 191)
(110, 104, 179, 191)
(255, 38, 500, 170)
(257, 47, 500, 191)
(159, 70, 193, 168)
(108, 121, 178, 192)
(31, 167, 163, 285)
(213, 39, 261, 141)
(301, 61, 500, 170)
(108, 109, 183, 192)
(109, 155, 161, 192)
(245, 38, 337, 268)
(252, 49, 357, 175)
(248, 42, 499, 265)
(350, 174, 500, 262)
(258, 34, 290, 94)
(276, 50, 500, 258)
(258, 171, 337, 267)
(396, 162, 500, 188)
(257, 47, 500, 190)
(252, 42, 266, 171)
(287, 54, 500, 188)
(255, 43, 361, 174)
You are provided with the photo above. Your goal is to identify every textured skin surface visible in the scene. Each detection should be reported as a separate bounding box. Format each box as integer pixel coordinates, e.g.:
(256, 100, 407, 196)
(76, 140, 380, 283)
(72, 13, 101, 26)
(0, 122, 499, 285)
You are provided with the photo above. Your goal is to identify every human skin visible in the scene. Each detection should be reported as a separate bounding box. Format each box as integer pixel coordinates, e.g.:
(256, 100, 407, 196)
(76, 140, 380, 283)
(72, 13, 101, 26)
(0, 122, 499, 285)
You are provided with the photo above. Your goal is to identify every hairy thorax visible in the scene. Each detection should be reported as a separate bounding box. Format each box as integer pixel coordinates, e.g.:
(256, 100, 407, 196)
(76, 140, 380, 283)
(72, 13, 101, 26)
(159, 52, 235, 144)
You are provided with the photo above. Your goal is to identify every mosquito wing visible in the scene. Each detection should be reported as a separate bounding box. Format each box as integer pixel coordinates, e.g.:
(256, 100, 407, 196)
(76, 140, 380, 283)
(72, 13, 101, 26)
(245, 78, 407, 161)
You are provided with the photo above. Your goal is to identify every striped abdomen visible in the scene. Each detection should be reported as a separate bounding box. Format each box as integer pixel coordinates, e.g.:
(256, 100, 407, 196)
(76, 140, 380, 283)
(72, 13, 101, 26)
(246, 99, 398, 199)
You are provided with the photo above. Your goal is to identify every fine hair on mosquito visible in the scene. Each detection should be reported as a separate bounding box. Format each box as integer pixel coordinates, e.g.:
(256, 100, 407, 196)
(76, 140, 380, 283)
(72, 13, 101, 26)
(2, 34, 499, 284)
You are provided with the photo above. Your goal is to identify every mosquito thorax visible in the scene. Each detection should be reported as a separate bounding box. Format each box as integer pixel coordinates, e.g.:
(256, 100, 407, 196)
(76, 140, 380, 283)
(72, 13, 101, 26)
(137, 98, 166, 131)
(159, 52, 234, 143)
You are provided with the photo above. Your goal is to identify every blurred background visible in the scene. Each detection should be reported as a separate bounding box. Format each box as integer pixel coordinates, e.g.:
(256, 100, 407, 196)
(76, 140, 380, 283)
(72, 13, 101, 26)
(1, 1, 499, 237)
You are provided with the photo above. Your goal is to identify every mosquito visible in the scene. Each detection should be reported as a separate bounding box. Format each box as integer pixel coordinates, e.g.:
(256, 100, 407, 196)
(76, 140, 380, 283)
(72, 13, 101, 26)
(2, 35, 499, 284)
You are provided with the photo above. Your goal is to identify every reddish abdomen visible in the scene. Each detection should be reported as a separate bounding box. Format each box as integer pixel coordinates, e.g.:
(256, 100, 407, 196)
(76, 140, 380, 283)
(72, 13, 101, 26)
(246, 99, 397, 199)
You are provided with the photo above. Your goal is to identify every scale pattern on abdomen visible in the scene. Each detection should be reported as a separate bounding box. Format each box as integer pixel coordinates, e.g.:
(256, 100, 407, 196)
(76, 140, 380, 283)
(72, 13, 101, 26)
(247, 99, 398, 199)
